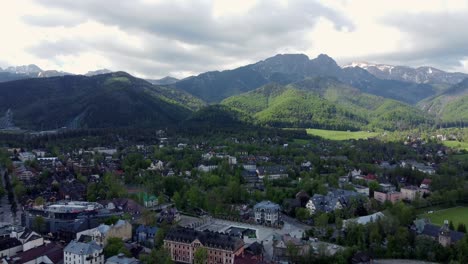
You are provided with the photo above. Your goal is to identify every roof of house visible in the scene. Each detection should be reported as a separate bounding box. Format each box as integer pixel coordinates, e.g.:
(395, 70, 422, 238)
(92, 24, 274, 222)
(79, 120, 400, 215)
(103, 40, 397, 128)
(256, 165, 287, 175)
(0, 237, 22, 251)
(414, 219, 465, 243)
(254, 200, 281, 211)
(64, 240, 102, 255)
(135, 225, 158, 236)
(12, 242, 64, 264)
(421, 178, 432, 185)
(164, 227, 244, 251)
(106, 253, 141, 264)
(309, 189, 363, 213)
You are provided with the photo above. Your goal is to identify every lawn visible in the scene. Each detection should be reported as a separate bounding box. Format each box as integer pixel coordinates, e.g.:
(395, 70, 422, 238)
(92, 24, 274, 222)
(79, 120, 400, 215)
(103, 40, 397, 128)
(420, 206, 468, 227)
(306, 129, 379, 141)
(442, 140, 468, 151)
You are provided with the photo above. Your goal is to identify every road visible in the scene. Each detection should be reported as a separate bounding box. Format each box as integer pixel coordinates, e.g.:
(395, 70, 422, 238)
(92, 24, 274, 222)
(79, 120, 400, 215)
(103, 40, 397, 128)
(0, 168, 20, 226)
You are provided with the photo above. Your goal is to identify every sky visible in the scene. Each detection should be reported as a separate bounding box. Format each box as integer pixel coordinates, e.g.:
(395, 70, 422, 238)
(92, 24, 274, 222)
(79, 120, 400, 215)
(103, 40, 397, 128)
(1, 0, 468, 79)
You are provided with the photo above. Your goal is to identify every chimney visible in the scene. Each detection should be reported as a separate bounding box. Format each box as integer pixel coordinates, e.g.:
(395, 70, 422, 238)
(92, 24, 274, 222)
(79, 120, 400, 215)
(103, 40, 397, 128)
(444, 220, 449, 225)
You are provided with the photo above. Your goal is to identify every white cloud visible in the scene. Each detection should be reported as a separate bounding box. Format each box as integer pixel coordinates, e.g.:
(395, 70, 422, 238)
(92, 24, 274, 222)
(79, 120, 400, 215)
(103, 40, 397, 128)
(0, 0, 467, 78)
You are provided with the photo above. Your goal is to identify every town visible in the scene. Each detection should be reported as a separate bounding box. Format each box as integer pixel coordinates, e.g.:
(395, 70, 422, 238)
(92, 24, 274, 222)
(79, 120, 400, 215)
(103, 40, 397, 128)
(0, 127, 467, 264)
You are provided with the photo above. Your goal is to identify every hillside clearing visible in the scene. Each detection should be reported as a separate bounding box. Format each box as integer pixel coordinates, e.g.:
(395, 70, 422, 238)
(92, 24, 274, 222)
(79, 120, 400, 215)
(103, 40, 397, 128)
(306, 129, 379, 140)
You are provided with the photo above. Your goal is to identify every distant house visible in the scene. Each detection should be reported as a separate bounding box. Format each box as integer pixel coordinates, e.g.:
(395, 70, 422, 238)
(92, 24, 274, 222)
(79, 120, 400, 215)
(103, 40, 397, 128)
(6, 242, 64, 264)
(420, 178, 432, 192)
(413, 219, 465, 247)
(158, 208, 180, 224)
(99, 198, 144, 216)
(306, 189, 363, 214)
(18, 152, 36, 162)
(147, 160, 164, 171)
(400, 186, 422, 201)
(363, 173, 377, 182)
(378, 183, 396, 192)
(0, 237, 22, 258)
(343, 212, 385, 229)
(373, 190, 401, 203)
(241, 169, 260, 186)
(198, 164, 218, 173)
(138, 193, 157, 208)
(350, 169, 363, 178)
(63, 240, 104, 264)
(76, 220, 132, 246)
(106, 253, 141, 264)
(256, 166, 288, 180)
(273, 234, 308, 262)
(254, 201, 281, 226)
(234, 241, 265, 264)
(134, 225, 158, 246)
(353, 185, 370, 197)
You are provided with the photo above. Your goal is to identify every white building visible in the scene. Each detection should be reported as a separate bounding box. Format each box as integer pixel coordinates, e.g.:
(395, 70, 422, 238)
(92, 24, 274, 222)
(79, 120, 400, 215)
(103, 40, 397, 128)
(18, 152, 36, 162)
(343, 212, 385, 229)
(254, 201, 281, 226)
(63, 240, 104, 264)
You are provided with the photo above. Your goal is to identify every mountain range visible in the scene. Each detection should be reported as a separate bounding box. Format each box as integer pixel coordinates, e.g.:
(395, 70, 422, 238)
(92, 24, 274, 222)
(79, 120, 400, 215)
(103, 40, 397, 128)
(344, 62, 468, 86)
(173, 54, 437, 104)
(0, 72, 204, 130)
(0, 53, 467, 131)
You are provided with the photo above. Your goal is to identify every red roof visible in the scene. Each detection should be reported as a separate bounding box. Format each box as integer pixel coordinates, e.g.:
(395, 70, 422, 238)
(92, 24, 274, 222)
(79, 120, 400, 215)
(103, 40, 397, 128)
(364, 173, 377, 180)
(421, 178, 432, 185)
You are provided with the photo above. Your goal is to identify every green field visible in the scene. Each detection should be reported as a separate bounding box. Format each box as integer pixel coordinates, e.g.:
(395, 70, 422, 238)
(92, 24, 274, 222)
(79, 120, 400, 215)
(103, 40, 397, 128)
(420, 207, 468, 227)
(306, 129, 379, 141)
(442, 140, 468, 151)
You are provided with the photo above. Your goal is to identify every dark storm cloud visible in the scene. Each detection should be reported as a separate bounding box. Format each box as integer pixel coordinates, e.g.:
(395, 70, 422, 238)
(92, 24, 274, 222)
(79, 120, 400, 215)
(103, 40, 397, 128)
(26, 0, 353, 77)
(373, 11, 468, 69)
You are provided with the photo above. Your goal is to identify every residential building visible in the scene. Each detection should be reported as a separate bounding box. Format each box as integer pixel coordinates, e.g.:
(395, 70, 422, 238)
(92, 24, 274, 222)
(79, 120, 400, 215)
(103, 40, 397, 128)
(2, 242, 64, 264)
(413, 219, 465, 247)
(63, 240, 104, 264)
(76, 220, 132, 246)
(343, 212, 385, 229)
(273, 234, 308, 262)
(198, 165, 218, 173)
(400, 186, 422, 201)
(106, 253, 141, 264)
(164, 227, 244, 264)
(353, 185, 370, 197)
(373, 191, 402, 203)
(18, 152, 35, 162)
(379, 183, 396, 192)
(256, 166, 288, 180)
(158, 208, 180, 224)
(420, 178, 432, 192)
(306, 189, 363, 214)
(134, 225, 158, 246)
(253, 201, 281, 226)
(0, 238, 22, 259)
(233, 242, 265, 264)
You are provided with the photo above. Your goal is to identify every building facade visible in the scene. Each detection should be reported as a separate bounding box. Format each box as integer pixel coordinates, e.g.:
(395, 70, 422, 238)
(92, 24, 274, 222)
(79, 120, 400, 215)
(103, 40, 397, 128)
(253, 201, 281, 226)
(164, 227, 244, 264)
(63, 240, 104, 264)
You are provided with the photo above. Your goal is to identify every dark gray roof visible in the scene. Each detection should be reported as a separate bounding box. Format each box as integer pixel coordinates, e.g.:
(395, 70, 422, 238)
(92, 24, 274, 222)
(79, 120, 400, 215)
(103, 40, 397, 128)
(254, 201, 281, 211)
(106, 254, 141, 264)
(310, 189, 363, 213)
(0, 237, 22, 251)
(165, 227, 244, 251)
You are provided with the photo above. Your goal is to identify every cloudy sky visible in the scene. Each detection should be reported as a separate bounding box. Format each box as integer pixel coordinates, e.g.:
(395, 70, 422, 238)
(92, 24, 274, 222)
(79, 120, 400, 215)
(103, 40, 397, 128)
(1, 0, 468, 79)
